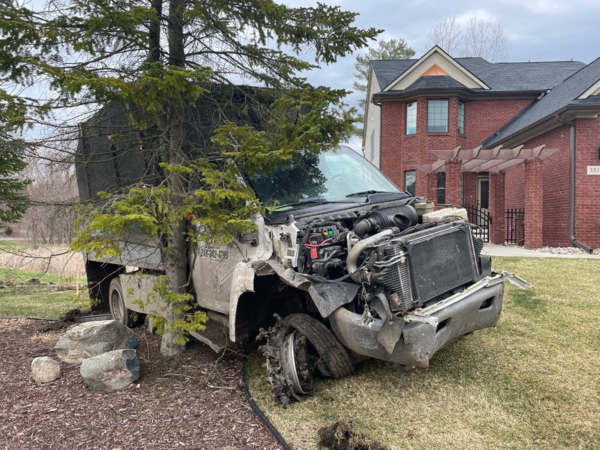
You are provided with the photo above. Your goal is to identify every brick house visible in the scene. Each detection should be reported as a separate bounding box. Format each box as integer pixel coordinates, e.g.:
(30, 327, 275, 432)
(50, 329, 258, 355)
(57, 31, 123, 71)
(363, 46, 600, 251)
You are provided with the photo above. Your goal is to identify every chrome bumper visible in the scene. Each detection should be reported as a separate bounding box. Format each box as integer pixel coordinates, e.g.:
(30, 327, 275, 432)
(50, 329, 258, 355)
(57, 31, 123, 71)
(329, 275, 511, 368)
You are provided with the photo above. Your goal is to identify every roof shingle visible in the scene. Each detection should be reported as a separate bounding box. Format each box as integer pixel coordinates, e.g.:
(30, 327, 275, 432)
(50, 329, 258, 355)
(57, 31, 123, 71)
(371, 58, 585, 92)
(483, 57, 600, 147)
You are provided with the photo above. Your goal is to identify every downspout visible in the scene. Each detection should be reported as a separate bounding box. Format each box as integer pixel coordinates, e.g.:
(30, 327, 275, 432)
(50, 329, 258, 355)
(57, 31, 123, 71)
(555, 114, 594, 253)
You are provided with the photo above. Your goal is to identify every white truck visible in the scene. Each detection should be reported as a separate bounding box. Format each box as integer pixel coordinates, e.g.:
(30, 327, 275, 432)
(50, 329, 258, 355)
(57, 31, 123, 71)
(78, 114, 528, 404)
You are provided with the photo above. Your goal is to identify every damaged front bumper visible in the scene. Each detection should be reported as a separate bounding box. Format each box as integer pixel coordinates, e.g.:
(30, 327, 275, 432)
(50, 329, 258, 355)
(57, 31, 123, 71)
(329, 273, 527, 368)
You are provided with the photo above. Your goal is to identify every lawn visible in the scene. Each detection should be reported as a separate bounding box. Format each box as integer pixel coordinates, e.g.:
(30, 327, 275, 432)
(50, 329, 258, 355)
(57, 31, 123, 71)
(0, 268, 87, 319)
(247, 257, 600, 449)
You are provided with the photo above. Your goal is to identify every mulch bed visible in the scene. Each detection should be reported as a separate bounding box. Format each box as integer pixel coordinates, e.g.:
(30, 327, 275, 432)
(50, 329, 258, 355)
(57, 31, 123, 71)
(0, 319, 283, 450)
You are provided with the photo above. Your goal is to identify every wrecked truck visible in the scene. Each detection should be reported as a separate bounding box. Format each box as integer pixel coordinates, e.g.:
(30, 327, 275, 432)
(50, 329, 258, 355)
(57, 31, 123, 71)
(77, 120, 529, 403)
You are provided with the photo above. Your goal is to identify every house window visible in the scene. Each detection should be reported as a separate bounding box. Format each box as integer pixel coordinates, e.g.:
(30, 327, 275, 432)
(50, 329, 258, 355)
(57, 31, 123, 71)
(406, 102, 417, 135)
(405, 170, 416, 196)
(428, 100, 449, 133)
(370, 130, 375, 160)
(458, 101, 465, 134)
(436, 172, 446, 205)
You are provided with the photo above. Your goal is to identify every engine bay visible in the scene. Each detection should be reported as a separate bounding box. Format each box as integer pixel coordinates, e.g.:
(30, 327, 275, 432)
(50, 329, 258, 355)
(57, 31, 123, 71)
(271, 201, 491, 321)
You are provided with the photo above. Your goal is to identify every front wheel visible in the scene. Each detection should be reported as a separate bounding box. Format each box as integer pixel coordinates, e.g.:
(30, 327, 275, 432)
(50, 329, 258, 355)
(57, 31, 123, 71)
(258, 313, 354, 405)
(109, 277, 145, 328)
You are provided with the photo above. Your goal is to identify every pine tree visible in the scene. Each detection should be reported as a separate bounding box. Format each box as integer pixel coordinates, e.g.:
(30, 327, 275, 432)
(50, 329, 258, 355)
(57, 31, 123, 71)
(1, 0, 381, 353)
(354, 39, 415, 111)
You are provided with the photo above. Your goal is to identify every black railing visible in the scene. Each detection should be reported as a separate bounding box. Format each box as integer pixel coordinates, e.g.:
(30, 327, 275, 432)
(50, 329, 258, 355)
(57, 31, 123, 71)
(506, 208, 525, 245)
(463, 203, 490, 242)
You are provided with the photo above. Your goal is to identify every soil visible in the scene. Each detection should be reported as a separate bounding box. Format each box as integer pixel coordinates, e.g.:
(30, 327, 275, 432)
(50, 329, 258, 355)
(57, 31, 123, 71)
(0, 319, 283, 450)
(317, 421, 387, 450)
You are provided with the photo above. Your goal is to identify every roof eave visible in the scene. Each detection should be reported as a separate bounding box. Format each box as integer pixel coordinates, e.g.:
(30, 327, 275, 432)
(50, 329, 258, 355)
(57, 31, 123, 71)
(483, 104, 600, 148)
(372, 88, 544, 104)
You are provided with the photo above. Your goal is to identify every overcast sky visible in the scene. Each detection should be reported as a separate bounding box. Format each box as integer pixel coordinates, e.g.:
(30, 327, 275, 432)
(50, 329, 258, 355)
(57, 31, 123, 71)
(285, 0, 600, 150)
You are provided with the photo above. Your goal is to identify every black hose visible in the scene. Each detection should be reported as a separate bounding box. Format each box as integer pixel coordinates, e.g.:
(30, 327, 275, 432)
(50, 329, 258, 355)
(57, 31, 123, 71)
(0, 316, 57, 321)
(243, 360, 292, 450)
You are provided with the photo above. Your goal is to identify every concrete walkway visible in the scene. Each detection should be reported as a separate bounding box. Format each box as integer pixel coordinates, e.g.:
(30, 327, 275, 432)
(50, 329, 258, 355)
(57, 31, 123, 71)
(482, 243, 600, 259)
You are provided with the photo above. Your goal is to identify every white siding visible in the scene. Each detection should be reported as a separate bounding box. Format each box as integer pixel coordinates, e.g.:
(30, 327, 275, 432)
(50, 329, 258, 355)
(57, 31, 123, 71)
(363, 67, 382, 168)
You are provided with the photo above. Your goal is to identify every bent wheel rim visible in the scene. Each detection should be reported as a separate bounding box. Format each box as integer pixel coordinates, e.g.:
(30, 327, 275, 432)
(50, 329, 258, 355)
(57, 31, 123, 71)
(281, 331, 313, 395)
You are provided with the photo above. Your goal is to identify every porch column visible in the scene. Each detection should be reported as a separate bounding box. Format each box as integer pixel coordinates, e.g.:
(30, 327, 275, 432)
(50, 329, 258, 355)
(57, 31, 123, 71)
(524, 158, 543, 249)
(489, 172, 505, 245)
(445, 159, 462, 207)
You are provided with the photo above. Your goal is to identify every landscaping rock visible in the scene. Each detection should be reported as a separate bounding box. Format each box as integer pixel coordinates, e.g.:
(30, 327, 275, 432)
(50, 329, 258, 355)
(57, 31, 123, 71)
(54, 320, 137, 364)
(31, 356, 62, 384)
(80, 349, 140, 391)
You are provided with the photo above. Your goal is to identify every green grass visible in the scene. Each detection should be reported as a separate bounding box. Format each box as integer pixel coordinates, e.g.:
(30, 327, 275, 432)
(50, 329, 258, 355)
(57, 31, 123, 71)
(247, 258, 600, 450)
(0, 268, 88, 319)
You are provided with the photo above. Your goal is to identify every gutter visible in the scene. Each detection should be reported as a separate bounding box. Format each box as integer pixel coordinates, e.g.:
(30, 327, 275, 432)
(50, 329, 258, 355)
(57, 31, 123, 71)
(372, 88, 545, 104)
(555, 113, 594, 253)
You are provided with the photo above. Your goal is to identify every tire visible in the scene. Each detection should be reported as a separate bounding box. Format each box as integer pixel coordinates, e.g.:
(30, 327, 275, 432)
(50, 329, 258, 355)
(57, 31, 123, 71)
(282, 314, 354, 379)
(109, 277, 145, 328)
(258, 313, 354, 405)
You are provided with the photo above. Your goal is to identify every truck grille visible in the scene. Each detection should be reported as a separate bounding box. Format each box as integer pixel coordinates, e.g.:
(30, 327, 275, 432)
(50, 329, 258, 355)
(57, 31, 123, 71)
(378, 221, 479, 310)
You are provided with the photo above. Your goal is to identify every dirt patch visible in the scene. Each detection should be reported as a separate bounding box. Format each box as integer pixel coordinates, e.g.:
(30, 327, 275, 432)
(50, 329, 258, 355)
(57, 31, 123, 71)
(318, 421, 387, 450)
(0, 318, 282, 449)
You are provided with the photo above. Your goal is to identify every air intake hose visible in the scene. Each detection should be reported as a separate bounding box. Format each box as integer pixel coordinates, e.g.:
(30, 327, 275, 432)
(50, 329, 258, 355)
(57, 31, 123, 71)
(352, 205, 418, 238)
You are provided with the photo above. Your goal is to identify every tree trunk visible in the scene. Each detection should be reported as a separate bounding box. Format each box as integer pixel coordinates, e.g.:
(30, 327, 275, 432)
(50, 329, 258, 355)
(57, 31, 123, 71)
(160, 0, 189, 357)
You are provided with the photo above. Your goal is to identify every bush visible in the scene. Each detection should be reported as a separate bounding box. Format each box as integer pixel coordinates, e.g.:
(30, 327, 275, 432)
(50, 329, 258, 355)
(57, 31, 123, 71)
(3, 226, 13, 236)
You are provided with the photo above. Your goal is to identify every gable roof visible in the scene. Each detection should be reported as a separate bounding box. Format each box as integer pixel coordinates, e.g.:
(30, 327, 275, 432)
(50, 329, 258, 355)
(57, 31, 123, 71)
(371, 57, 585, 93)
(382, 46, 490, 91)
(483, 57, 600, 148)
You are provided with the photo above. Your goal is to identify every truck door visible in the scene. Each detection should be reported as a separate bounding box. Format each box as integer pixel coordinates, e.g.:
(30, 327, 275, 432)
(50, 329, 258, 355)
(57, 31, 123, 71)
(190, 214, 272, 314)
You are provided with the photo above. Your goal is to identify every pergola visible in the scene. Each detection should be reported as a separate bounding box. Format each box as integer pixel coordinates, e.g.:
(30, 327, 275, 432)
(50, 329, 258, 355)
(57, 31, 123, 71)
(413, 145, 559, 174)
(411, 145, 558, 248)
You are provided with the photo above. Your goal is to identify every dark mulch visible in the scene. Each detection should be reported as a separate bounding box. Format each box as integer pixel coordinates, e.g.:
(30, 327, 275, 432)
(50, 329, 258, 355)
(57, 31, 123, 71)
(0, 319, 283, 450)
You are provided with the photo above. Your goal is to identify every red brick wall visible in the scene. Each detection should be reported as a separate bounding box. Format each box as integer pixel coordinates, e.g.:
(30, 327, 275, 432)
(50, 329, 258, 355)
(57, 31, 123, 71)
(573, 118, 600, 249)
(380, 95, 533, 207)
(505, 165, 525, 210)
(520, 125, 571, 247)
(465, 98, 535, 148)
(379, 91, 600, 249)
(463, 172, 477, 205)
(381, 97, 462, 205)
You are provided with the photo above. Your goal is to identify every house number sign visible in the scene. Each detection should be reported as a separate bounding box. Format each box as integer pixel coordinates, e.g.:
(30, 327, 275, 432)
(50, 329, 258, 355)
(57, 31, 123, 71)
(587, 166, 600, 175)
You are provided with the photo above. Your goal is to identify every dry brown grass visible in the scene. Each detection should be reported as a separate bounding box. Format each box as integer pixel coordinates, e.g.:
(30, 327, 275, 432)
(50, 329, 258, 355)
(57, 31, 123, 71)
(247, 257, 600, 450)
(0, 245, 83, 278)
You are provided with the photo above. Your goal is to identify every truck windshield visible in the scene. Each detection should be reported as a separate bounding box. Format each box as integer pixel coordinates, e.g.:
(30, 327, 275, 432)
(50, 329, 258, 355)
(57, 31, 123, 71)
(246, 146, 403, 210)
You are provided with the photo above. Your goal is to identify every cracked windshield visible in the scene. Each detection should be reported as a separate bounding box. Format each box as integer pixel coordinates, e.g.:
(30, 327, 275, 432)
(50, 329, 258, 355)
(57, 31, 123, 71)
(247, 146, 402, 211)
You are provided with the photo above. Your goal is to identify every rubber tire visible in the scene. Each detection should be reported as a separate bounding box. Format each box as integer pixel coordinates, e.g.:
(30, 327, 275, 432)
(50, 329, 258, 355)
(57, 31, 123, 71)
(281, 314, 354, 379)
(109, 277, 145, 328)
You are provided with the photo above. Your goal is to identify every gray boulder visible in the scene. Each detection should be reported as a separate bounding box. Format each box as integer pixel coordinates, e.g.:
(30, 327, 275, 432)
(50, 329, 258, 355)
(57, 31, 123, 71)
(80, 349, 140, 391)
(31, 356, 62, 383)
(54, 320, 137, 364)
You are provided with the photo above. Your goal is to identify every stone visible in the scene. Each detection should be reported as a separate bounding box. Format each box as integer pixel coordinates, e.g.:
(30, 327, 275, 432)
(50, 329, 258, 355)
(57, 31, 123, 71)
(31, 356, 62, 383)
(80, 349, 140, 391)
(54, 320, 137, 364)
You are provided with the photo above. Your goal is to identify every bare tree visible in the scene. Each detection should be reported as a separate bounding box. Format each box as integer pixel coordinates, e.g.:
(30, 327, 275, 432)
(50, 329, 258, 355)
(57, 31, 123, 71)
(425, 15, 509, 63)
(462, 17, 508, 62)
(424, 15, 463, 57)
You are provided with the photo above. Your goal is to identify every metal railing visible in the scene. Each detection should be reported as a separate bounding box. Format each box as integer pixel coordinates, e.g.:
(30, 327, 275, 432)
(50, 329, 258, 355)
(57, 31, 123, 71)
(463, 203, 490, 243)
(506, 208, 525, 245)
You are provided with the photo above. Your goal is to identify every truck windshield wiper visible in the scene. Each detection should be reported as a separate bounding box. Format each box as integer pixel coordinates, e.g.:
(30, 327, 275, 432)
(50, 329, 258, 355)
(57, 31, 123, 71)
(346, 190, 393, 198)
(274, 199, 353, 211)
